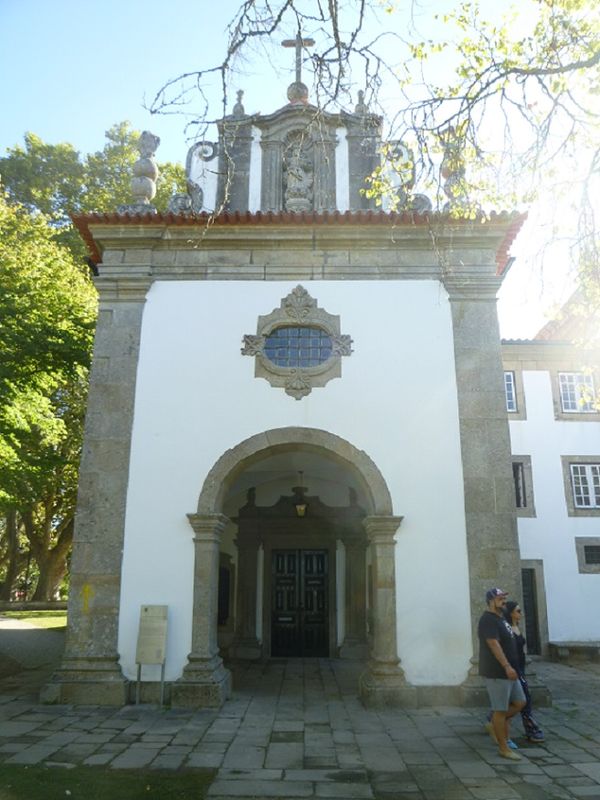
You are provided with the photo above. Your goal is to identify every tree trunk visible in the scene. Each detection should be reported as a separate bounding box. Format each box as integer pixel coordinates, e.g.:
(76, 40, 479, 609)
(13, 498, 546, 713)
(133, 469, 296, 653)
(31, 550, 67, 601)
(30, 517, 74, 602)
(0, 511, 21, 601)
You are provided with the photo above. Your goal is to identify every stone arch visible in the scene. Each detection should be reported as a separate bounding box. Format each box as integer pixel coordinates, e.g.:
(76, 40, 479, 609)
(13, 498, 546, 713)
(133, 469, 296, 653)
(196, 427, 393, 516)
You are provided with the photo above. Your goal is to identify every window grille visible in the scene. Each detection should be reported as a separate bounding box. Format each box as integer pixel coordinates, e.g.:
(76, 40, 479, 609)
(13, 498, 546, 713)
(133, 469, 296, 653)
(513, 462, 527, 508)
(584, 545, 600, 565)
(263, 326, 332, 368)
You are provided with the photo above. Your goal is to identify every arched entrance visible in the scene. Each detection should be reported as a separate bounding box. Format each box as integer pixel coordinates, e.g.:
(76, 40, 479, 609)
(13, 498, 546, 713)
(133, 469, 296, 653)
(172, 428, 415, 708)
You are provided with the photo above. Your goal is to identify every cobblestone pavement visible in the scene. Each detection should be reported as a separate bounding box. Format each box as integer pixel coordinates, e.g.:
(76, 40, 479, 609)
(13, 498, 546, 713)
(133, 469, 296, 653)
(1, 622, 600, 799)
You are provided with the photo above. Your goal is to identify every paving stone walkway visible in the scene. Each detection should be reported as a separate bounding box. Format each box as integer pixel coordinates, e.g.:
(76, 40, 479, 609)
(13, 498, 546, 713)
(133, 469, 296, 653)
(1, 622, 600, 799)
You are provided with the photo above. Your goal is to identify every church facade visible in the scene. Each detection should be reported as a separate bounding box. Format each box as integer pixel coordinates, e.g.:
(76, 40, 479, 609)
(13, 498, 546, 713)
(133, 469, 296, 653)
(43, 80, 534, 708)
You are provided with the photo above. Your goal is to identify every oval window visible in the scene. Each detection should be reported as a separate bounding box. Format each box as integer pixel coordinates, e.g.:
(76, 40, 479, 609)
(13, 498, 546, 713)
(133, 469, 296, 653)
(263, 326, 332, 368)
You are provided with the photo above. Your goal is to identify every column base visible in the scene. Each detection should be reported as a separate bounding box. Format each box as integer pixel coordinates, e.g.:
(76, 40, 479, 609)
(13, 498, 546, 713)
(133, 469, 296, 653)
(339, 638, 369, 660)
(171, 653, 232, 708)
(230, 638, 262, 660)
(359, 659, 417, 708)
(40, 656, 129, 706)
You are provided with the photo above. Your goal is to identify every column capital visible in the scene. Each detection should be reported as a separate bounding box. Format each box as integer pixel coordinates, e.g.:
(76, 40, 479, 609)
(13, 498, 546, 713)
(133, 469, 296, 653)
(95, 276, 154, 303)
(443, 273, 502, 301)
(187, 513, 230, 539)
(363, 515, 403, 543)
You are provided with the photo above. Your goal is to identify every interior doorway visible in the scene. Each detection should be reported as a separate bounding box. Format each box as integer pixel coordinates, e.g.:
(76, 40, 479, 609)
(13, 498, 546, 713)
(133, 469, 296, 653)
(271, 549, 329, 657)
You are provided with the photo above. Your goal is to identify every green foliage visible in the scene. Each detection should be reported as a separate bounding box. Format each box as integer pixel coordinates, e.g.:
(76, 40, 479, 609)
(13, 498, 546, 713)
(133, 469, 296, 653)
(0, 121, 186, 259)
(0, 193, 96, 599)
(0, 122, 186, 598)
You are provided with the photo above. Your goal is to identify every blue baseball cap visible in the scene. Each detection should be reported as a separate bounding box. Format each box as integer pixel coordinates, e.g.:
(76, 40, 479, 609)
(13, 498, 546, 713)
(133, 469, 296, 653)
(485, 587, 508, 603)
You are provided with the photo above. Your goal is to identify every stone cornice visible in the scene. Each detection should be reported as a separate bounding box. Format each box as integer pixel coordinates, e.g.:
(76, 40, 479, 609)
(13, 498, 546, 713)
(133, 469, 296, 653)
(501, 340, 600, 364)
(72, 211, 525, 277)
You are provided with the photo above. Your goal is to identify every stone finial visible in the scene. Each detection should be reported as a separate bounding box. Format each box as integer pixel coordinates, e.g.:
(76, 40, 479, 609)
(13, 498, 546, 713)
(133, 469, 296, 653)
(287, 81, 309, 105)
(355, 90, 368, 115)
(118, 130, 160, 214)
(232, 89, 245, 117)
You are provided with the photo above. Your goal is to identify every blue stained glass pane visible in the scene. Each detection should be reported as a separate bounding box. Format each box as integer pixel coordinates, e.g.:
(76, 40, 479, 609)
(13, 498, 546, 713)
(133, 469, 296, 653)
(263, 326, 333, 367)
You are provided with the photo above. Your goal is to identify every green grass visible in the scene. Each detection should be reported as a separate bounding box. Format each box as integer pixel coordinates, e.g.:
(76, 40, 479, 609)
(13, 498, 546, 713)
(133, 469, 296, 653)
(1, 611, 67, 630)
(0, 765, 215, 800)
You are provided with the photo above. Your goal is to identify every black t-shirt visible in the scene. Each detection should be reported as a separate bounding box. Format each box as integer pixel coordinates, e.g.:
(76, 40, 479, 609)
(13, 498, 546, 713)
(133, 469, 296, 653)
(478, 610, 518, 678)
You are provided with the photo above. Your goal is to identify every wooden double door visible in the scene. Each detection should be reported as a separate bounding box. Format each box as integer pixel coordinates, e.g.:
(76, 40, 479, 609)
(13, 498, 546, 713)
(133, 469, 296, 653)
(271, 549, 329, 657)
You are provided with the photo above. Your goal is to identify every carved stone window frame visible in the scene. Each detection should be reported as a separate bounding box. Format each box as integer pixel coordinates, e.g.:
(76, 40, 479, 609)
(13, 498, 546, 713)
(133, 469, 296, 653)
(241, 285, 353, 400)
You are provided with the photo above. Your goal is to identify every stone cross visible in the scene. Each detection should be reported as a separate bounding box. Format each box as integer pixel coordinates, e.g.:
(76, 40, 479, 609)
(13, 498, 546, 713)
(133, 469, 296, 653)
(281, 31, 315, 83)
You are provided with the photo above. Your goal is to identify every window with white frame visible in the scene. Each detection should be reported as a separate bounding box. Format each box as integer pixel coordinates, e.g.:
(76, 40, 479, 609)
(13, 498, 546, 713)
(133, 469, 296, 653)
(570, 463, 600, 509)
(504, 371, 517, 412)
(559, 372, 595, 413)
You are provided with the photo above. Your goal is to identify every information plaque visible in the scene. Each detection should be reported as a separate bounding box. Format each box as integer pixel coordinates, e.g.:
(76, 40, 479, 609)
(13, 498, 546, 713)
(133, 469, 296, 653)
(135, 605, 168, 705)
(136, 605, 168, 664)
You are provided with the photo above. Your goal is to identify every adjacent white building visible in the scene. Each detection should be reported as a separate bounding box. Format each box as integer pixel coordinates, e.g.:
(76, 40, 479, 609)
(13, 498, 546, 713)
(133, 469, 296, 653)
(502, 321, 600, 658)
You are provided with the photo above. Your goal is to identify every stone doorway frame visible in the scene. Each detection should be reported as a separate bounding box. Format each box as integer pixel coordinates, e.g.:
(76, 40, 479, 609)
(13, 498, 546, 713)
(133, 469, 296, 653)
(179, 427, 415, 707)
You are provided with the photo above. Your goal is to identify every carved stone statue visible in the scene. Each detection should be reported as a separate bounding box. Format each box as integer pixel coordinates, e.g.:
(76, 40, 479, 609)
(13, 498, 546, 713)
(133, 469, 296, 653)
(283, 133, 313, 212)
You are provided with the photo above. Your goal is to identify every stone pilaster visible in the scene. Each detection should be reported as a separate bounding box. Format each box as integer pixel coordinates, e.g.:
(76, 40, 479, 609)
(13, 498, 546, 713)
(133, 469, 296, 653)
(313, 133, 337, 211)
(345, 115, 381, 210)
(359, 516, 417, 708)
(171, 514, 232, 708)
(231, 534, 262, 659)
(443, 270, 549, 704)
(339, 537, 368, 659)
(41, 279, 152, 705)
(218, 119, 253, 212)
(260, 139, 283, 211)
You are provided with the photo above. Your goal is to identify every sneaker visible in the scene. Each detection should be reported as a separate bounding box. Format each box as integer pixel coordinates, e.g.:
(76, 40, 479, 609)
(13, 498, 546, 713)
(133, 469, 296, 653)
(499, 749, 521, 761)
(507, 739, 518, 750)
(485, 721, 498, 744)
(527, 731, 545, 743)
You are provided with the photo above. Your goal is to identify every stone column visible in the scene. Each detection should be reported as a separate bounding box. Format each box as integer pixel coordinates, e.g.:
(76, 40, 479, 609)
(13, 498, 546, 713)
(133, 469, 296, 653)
(339, 537, 368, 659)
(171, 513, 232, 708)
(359, 516, 417, 707)
(42, 278, 152, 705)
(231, 534, 261, 659)
(260, 139, 283, 211)
(444, 271, 550, 705)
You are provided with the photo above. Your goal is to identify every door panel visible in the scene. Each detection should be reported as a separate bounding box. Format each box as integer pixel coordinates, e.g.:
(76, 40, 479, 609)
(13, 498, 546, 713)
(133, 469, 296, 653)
(521, 567, 541, 655)
(272, 549, 328, 657)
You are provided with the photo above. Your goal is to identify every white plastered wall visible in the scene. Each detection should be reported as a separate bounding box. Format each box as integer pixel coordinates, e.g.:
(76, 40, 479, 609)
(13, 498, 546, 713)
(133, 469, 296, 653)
(118, 280, 472, 684)
(511, 370, 600, 641)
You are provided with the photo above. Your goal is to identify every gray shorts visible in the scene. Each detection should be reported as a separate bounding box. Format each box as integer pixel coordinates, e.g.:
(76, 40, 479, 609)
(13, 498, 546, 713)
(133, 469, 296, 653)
(484, 677, 526, 711)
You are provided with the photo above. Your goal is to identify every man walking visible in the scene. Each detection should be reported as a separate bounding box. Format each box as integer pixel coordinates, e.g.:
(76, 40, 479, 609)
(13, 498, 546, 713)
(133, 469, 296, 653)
(478, 587, 526, 761)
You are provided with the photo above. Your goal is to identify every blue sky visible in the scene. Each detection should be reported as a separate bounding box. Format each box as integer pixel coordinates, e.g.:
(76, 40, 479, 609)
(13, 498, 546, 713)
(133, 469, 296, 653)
(1, 0, 576, 336)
